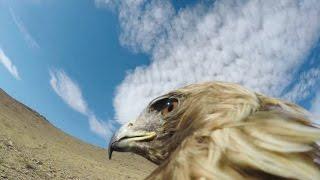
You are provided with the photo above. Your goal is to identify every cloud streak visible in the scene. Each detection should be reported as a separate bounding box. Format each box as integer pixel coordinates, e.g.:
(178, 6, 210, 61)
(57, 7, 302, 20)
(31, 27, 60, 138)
(9, 7, 39, 49)
(50, 70, 88, 115)
(0, 48, 21, 80)
(311, 90, 320, 122)
(49, 69, 114, 139)
(97, 0, 320, 124)
(283, 68, 320, 103)
(88, 115, 115, 139)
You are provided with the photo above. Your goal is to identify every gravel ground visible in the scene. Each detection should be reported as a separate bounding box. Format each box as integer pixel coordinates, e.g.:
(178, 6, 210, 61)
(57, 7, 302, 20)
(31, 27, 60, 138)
(0, 89, 156, 180)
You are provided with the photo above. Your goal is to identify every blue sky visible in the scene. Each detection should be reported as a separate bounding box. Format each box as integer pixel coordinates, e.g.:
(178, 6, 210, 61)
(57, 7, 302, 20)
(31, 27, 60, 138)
(0, 0, 320, 148)
(0, 0, 151, 146)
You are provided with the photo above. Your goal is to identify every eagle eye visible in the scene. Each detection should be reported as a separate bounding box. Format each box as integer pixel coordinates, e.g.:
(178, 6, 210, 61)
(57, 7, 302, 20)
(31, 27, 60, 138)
(149, 98, 178, 116)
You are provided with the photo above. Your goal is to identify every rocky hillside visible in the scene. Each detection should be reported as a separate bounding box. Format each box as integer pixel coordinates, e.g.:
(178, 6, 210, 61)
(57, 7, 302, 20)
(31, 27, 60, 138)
(0, 89, 156, 179)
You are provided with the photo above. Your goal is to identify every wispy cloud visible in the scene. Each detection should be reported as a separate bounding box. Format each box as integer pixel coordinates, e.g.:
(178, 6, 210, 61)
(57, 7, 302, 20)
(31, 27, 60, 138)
(283, 68, 320, 102)
(9, 7, 39, 49)
(0, 48, 21, 80)
(98, 0, 320, 124)
(311, 90, 320, 122)
(50, 70, 88, 115)
(49, 69, 114, 139)
(88, 115, 115, 139)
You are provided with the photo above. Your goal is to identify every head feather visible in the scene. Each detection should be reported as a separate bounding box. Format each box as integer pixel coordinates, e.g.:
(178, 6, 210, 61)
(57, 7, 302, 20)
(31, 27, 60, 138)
(145, 82, 320, 179)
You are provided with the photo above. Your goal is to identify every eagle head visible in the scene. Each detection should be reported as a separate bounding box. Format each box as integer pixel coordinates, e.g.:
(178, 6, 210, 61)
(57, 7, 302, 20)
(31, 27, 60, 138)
(108, 91, 188, 164)
(108, 82, 259, 164)
(108, 82, 320, 179)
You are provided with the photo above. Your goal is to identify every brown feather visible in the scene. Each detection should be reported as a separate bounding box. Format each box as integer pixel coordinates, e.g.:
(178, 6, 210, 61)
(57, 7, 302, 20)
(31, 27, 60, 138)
(144, 82, 320, 180)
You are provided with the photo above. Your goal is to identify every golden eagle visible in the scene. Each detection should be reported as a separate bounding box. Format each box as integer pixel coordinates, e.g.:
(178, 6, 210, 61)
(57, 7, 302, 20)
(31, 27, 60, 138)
(109, 82, 320, 179)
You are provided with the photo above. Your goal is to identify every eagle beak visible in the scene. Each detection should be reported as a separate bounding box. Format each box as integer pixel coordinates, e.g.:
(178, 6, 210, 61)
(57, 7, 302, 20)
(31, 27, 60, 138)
(108, 123, 156, 160)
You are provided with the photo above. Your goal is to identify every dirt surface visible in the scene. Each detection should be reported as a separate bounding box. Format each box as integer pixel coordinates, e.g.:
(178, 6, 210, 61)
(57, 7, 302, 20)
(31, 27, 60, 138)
(0, 89, 156, 179)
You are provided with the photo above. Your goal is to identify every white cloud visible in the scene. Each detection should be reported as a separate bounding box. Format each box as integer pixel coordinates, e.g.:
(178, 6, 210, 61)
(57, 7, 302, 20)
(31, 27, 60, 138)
(50, 69, 113, 139)
(0, 48, 21, 80)
(50, 69, 88, 115)
(98, 0, 320, 124)
(9, 7, 39, 49)
(88, 115, 115, 139)
(283, 68, 320, 102)
(311, 90, 320, 122)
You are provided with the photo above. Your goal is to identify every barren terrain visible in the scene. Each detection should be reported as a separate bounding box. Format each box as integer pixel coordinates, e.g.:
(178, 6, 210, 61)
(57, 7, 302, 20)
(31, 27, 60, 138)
(0, 89, 156, 179)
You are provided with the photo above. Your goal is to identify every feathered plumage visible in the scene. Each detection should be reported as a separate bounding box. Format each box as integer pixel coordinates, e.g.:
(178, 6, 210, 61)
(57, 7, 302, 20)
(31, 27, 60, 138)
(109, 82, 320, 179)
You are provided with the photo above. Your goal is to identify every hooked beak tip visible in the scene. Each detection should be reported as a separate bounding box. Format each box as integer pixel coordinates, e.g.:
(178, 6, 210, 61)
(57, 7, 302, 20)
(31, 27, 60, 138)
(107, 124, 157, 160)
(108, 132, 117, 160)
(108, 146, 113, 160)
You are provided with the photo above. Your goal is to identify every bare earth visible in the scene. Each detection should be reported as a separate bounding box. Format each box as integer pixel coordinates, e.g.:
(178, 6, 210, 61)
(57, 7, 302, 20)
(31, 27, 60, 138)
(0, 89, 156, 179)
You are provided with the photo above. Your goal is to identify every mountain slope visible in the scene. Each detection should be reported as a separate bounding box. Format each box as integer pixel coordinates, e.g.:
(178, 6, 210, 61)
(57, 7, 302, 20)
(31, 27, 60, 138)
(0, 89, 156, 179)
